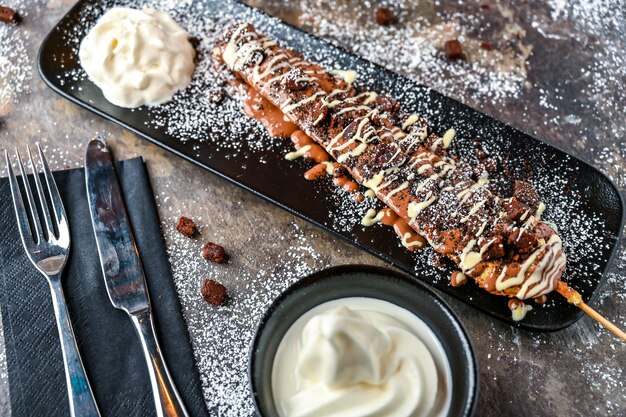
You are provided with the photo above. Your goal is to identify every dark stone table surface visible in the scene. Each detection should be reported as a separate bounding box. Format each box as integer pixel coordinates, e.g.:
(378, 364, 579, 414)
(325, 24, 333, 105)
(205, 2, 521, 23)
(0, 0, 624, 416)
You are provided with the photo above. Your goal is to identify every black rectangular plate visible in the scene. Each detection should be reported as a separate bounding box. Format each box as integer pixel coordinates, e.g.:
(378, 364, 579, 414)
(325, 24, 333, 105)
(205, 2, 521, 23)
(37, 0, 624, 331)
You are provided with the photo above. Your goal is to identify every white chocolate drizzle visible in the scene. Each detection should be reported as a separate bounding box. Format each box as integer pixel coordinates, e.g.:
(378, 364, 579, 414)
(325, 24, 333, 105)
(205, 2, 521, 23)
(402, 233, 424, 249)
(281, 91, 325, 113)
(442, 128, 456, 148)
(218, 24, 570, 306)
(285, 145, 311, 160)
(515, 235, 566, 299)
(222, 23, 250, 70)
(384, 181, 409, 201)
(361, 208, 385, 226)
(321, 161, 335, 174)
(402, 114, 420, 130)
(460, 200, 487, 223)
(459, 239, 482, 272)
(510, 300, 533, 321)
(479, 238, 498, 255)
(408, 194, 437, 219)
(331, 69, 357, 85)
(495, 234, 566, 299)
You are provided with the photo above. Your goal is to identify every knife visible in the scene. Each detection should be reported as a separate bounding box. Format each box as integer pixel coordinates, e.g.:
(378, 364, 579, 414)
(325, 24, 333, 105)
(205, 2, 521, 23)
(85, 137, 190, 417)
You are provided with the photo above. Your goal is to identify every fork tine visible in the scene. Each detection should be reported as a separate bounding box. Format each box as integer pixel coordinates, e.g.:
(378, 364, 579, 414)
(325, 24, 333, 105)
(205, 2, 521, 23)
(37, 143, 69, 243)
(15, 148, 44, 244)
(27, 145, 56, 240)
(5, 150, 35, 248)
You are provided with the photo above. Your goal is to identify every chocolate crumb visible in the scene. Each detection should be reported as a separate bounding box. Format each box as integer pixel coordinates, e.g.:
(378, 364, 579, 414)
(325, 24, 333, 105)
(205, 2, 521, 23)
(480, 3, 491, 10)
(374, 7, 394, 26)
(203, 241, 227, 263)
(480, 41, 494, 51)
(201, 279, 228, 305)
(332, 165, 348, 179)
(0, 6, 19, 24)
(176, 216, 197, 238)
(444, 40, 463, 60)
(207, 88, 225, 104)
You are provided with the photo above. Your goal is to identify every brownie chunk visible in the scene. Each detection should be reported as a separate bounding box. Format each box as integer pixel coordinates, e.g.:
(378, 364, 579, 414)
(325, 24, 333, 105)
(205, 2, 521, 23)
(176, 216, 197, 238)
(201, 279, 228, 305)
(508, 228, 538, 254)
(0, 6, 19, 24)
(375, 7, 394, 26)
(203, 242, 227, 263)
(513, 180, 539, 211)
(444, 39, 463, 60)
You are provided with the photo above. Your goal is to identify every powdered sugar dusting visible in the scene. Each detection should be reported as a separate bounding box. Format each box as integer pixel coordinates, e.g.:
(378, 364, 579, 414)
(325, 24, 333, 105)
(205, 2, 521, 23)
(295, 0, 530, 103)
(159, 197, 332, 414)
(41, 0, 626, 415)
(0, 1, 32, 113)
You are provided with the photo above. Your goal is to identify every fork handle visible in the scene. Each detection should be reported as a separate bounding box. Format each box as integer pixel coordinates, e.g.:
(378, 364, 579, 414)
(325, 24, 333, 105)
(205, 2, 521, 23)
(49, 278, 101, 417)
(130, 309, 190, 417)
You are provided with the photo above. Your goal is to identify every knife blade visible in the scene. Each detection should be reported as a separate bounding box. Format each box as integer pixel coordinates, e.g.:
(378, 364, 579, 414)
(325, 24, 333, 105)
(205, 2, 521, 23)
(85, 137, 149, 315)
(85, 137, 189, 417)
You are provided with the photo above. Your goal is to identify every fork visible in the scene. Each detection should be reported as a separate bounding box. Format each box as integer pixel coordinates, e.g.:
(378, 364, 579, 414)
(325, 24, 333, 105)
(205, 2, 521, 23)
(5, 144, 101, 417)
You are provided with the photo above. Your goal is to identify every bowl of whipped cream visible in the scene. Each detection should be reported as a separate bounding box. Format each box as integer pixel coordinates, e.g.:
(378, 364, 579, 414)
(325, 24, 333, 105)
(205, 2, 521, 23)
(250, 265, 477, 417)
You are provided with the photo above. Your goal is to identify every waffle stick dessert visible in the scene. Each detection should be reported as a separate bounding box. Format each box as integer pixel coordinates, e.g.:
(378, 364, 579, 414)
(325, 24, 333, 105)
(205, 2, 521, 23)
(215, 23, 626, 341)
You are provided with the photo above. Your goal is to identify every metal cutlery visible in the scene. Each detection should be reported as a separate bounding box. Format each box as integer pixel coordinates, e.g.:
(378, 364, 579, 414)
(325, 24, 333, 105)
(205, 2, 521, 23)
(5, 144, 101, 417)
(85, 137, 189, 417)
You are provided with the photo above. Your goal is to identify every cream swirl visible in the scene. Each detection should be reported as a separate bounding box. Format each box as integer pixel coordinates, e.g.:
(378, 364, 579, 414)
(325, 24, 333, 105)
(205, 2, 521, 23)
(272, 298, 450, 417)
(79, 7, 195, 108)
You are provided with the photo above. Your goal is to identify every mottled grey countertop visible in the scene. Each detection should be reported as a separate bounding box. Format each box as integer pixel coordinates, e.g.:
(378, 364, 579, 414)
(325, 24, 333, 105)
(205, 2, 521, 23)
(1, 0, 625, 416)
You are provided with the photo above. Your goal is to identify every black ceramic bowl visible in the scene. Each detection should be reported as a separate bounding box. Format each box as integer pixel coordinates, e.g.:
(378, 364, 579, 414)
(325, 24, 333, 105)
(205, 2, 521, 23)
(249, 265, 478, 417)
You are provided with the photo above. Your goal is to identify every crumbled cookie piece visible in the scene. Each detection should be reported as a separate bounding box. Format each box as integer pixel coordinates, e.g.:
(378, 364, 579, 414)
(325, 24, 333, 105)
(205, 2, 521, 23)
(203, 241, 227, 263)
(374, 7, 394, 26)
(201, 279, 228, 305)
(444, 39, 463, 60)
(176, 216, 197, 238)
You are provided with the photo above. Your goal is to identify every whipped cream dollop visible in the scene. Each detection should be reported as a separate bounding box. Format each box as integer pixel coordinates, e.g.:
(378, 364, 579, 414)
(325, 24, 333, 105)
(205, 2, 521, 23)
(79, 7, 195, 108)
(272, 298, 451, 417)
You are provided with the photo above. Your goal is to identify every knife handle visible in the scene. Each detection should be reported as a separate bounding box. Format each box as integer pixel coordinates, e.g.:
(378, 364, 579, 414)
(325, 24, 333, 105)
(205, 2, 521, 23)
(130, 310, 190, 417)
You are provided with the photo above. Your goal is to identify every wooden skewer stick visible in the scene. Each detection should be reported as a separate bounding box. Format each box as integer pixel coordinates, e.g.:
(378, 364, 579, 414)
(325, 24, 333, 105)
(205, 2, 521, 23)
(557, 282, 626, 342)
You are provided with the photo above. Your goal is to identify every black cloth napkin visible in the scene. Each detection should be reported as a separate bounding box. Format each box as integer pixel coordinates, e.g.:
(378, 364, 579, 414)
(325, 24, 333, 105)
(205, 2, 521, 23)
(0, 158, 209, 417)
